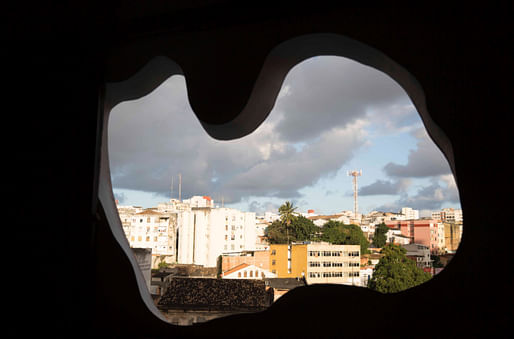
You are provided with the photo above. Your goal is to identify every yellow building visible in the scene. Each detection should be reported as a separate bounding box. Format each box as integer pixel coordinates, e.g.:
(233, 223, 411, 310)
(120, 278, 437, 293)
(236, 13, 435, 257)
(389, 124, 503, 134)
(269, 244, 307, 278)
(270, 242, 361, 285)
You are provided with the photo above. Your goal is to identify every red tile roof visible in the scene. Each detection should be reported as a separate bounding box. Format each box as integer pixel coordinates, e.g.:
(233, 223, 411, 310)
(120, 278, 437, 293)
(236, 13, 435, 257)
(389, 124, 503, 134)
(221, 263, 250, 277)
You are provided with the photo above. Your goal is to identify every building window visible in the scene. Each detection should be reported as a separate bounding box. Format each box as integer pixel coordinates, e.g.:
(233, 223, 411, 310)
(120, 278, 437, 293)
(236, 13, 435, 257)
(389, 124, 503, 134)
(238, 272, 241, 277)
(250, 271, 253, 277)
(244, 271, 247, 277)
(272, 260, 276, 265)
(271, 250, 276, 255)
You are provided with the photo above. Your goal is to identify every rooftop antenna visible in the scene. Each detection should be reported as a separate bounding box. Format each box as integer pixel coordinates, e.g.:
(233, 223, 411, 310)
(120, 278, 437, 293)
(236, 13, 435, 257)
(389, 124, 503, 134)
(347, 169, 362, 217)
(178, 173, 182, 202)
(170, 175, 174, 201)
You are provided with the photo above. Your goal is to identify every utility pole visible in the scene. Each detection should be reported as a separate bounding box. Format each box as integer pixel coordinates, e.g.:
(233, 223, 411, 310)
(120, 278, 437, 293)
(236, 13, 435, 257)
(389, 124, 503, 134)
(347, 170, 362, 217)
(170, 175, 174, 200)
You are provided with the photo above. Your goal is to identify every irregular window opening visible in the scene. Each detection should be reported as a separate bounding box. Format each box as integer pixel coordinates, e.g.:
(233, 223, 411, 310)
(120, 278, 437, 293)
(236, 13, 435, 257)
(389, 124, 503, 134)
(107, 55, 462, 325)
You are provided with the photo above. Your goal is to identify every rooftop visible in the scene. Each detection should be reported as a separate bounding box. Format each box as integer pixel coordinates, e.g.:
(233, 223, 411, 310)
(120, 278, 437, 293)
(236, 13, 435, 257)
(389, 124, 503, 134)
(157, 277, 272, 311)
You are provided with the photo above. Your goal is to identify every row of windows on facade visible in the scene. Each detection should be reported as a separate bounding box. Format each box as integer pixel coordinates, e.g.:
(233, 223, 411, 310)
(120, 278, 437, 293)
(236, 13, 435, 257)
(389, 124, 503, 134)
(269, 250, 359, 257)
(224, 244, 244, 250)
(308, 272, 360, 278)
(308, 251, 360, 257)
(128, 217, 167, 224)
(140, 227, 168, 233)
(226, 216, 244, 222)
(225, 225, 244, 231)
(307, 261, 360, 267)
(130, 235, 171, 243)
(225, 234, 243, 240)
(237, 270, 266, 278)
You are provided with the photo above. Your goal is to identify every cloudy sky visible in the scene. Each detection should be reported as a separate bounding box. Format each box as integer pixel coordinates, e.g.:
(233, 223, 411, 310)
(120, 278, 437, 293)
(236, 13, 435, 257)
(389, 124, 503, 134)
(108, 56, 461, 217)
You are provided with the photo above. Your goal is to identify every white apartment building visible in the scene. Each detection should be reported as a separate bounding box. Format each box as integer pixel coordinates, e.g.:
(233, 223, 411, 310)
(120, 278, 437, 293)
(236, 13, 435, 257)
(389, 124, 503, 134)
(119, 196, 258, 268)
(121, 208, 177, 268)
(360, 267, 374, 287)
(264, 212, 280, 223)
(401, 207, 420, 220)
(437, 222, 446, 253)
(176, 206, 257, 268)
(431, 208, 463, 223)
(255, 219, 270, 250)
(183, 196, 215, 208)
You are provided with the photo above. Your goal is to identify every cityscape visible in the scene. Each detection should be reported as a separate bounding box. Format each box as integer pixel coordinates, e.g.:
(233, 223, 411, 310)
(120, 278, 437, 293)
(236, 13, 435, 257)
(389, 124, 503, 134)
(109, 55, 463, 326)
(117, 195, 462, 325)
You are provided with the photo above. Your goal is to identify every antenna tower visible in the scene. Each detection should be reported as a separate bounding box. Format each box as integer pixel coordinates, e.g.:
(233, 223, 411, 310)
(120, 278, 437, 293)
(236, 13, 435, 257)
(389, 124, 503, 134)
(178, 173, 182, 201)
(347, 170, 362, 216)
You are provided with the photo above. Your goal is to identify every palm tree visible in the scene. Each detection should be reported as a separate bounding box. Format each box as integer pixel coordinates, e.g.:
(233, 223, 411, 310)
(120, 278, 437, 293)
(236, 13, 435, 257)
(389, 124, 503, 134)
(278, 201, 298, 244)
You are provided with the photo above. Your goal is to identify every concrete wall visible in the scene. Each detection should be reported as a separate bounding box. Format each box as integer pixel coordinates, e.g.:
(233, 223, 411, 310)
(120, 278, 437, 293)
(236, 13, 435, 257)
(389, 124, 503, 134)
(132, 248, 152, 291)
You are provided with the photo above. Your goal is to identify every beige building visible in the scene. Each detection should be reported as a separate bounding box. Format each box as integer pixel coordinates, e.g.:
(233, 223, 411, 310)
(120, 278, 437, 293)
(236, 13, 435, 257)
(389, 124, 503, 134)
(444, 222, 463, 253)
(306, 243, 361, 286)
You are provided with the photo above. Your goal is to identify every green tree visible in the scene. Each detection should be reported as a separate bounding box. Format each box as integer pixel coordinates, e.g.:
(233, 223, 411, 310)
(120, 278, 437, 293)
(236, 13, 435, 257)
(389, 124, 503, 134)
(372, 222, 389, 248)
(158, 261, 169, 270)
(368, 244, 432, 293)
(265, 215, 320, 244)
(292, 215, 321, 242)
(278, 201, 298, 244)
(265, 220, 289, 244)
(320, 221, 370, 254)
(431, 254, 444, 268)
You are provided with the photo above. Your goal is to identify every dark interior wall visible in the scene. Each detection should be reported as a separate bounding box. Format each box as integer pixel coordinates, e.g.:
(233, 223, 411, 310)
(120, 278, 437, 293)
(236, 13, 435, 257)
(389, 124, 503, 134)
(6, 2, 511, 338)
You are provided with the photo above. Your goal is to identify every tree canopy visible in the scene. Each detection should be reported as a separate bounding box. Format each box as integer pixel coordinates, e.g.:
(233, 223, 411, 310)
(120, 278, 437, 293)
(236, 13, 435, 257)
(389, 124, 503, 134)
(265, 215, 320, 244)
(368, 244, 432, 293)
(264, 209, 368, 254)
(320, 220, 370, 254)
(372, 222, 389, 248)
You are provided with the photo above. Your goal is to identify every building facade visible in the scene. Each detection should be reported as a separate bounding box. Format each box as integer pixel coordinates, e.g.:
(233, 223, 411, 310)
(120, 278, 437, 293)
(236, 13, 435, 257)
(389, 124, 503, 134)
(401, 207, 420, 220)
(386, 219, 444, 254)
(118, 196, 258, 269)
(176, 206, 257, 267)
(403, 243, 432, 269)
(269, 242, 361, 286)
(431, 208, 463, 223)
(221, 250, 270, 273)
(444, 222, 463, 252)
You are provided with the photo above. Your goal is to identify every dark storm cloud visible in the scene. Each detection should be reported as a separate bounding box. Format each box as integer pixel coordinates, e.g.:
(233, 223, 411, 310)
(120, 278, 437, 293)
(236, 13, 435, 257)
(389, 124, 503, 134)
(359, 178, 411, 196)
(373, 175, 459, 212)
(383, 128, 451, 178)
(108, 57, 445, 208)
(108, 58, 383, 204)
(272, 56, 410, 143)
